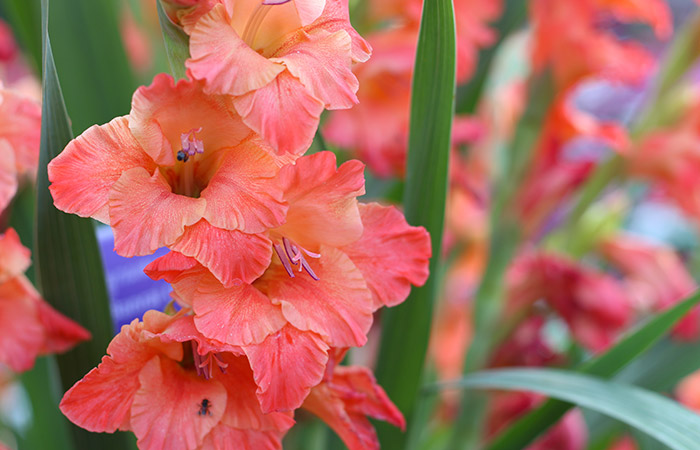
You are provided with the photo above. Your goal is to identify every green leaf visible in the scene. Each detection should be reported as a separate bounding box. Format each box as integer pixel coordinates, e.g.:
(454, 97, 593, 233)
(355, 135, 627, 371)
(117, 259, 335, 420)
(487, 290, 700, 450)
(36, 1, 134, 448)
(430, 368, 700, 450)
(373, 0, 456, 448)
(47, 0, 136, 135)
(157, 0, 190, 80)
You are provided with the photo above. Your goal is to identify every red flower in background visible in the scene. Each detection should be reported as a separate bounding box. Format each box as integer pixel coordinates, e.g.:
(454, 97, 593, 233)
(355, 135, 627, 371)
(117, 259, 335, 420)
(0, 228, 90, 372)
(507, 251, 631, 352)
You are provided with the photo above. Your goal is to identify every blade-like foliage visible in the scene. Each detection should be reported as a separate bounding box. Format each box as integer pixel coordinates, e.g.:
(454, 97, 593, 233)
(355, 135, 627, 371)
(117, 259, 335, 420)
(36, 1, 133, 448)
(157, 0, 190, 80)
(488, 290, 700, 450)
(431, 368, 700, 450)
(373, 0, 456, 447)
(48, 0, 136, 135)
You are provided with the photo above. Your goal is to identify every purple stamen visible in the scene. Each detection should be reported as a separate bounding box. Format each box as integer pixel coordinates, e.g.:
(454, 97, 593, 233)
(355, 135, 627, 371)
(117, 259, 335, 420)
(191, 341, 228, 380)
(180, 127, 204, 157)
(262, 0, 291, 4)
(274, 243, 295, 278)
(277, 237, 321, 281)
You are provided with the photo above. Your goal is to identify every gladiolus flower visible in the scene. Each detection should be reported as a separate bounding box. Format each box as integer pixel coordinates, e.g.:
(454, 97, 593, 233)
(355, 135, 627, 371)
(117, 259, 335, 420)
(302, 355, 405, 450)
(507, 252, 631, 352)
(0, 83, 41, 213)
(600, 235, 699, 340)
(186, 0, 370, 155)
(530, 0, 670, 90)
(676, 369, 700, 413)
(145, 151, 431, 412)
(0, 228, 90, 372)
(49, 74, 288, 286)
(60, 310, 294, 450)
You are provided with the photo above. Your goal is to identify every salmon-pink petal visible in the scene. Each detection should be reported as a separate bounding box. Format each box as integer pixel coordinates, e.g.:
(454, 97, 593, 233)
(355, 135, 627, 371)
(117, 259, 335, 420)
(0, 227, 31, 282)
(129, 74, 250, 166)
(200, 425, 283, 450)
(303, 387, 379, 450)
(276, 152, 364, 248)
(267, 247, 373, 347)
(310, 0, 371, 62)
(243, 325, 329, 412)
(35, 293, 91, 353)
(232, 71, 324, 156)
(0, 88, 41, 173)
(0, 140, 17, 213)
(201, 141, 287, 233)
(0, 278, 43, 372)
(292, 0, 326, 25)
(60, 355, 143, 433)
(171, 220, 272, 286)
(144, 251, 201, 284)
(274, 29, 358, 109)
(48, 117, 156, 224)
(216, 354, 295, 431)
(342, 203, 431, 309)
(331, 366, 405, 429)
(109, 167, 206, 256)
(131, 357, 227, 450)
(187, 4, 285, 96)
(158, 314, 243, 356)
(193, 274, 286, 346)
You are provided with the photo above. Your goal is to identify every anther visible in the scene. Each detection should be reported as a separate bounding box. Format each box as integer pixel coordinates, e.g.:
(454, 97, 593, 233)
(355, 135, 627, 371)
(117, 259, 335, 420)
(274, 237, 321, 281)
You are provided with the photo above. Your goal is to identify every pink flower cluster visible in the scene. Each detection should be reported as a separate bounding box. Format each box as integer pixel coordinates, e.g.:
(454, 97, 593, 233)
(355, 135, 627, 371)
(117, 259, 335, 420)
(48, 1, 431, 449)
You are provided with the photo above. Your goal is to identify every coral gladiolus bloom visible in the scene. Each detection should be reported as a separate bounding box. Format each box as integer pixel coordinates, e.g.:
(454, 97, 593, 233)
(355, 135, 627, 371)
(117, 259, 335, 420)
(49, 74, 288, 286)
(507, 252, 631, 352)
(145, 152, 432, 412)
(0, 228, 90, 372)
(302, 356, 405, 450)
(600, 235, 699, 340)
(60, 311, 294, 450)
(186, 0, 370, 155)
(530, 0, 670, 90)
(0, 83, 41, 213)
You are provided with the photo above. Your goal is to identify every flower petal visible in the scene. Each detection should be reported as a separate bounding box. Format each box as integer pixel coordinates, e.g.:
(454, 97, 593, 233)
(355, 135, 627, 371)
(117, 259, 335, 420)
(341, 203, 431, 309)
(131, 356, 227, 450)
(243, 325, 329, 412)
(330, 366, 405, 429)
(48, 117, 156, 224)
(232, 71, 324, 156)
(0, 227, 31, 283)
(216, 354, 295, 431)
(274, 29, 358, 109)
(187, 3, 285, 96)
(292, 0, 326, 25)
(193, 273, 286, 346)
(109, 167, 206, 256)
(0, 140, 17, 213)
(0, 278, 43, 372)
(171, 219, 272, 286)
(266, 247, 373, 347)
(276, 151, 364, 249)
(201, 140, 287, 233)
(309, 0, 371, 63)
(129, 74, 250, 166)
(201, 425, 283, 450)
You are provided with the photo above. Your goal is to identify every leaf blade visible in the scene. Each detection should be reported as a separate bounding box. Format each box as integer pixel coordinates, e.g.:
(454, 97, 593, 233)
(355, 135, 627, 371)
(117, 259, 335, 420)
(36, 1, 134, 448)
(373, 0, 456, 448)
(434, 368, 700, 450)
(487, 290, 700, 450)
